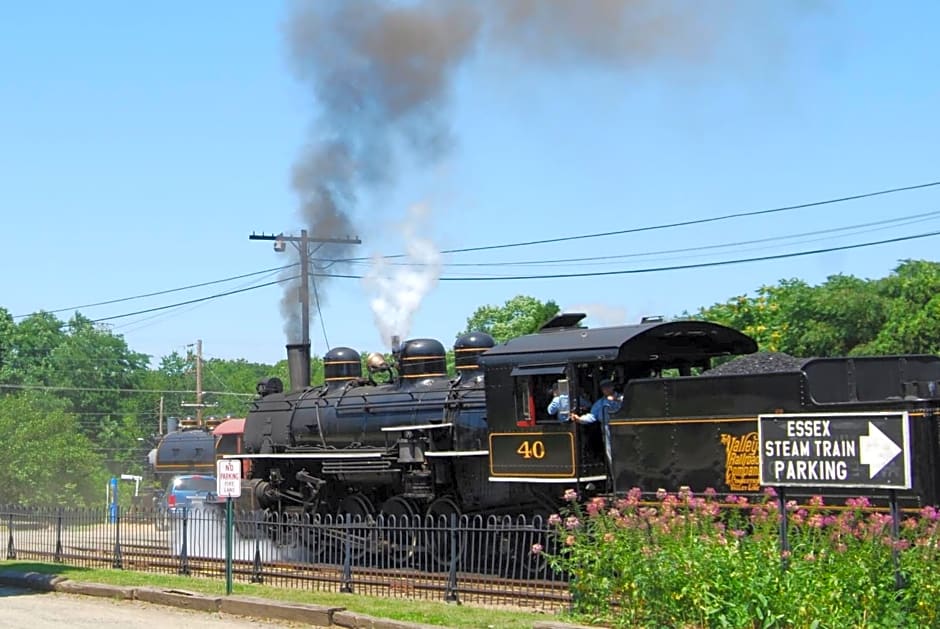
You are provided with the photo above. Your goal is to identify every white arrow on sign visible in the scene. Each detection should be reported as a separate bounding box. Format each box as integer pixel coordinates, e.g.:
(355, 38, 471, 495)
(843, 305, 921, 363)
(859, 421, 902, 479)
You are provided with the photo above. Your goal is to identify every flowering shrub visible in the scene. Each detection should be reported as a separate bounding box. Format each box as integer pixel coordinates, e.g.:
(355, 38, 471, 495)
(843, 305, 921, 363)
(540, 488, 940, 628)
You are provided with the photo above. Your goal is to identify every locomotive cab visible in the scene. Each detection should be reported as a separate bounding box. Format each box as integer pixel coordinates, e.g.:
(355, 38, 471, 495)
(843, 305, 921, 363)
(480, 316, 757, 494)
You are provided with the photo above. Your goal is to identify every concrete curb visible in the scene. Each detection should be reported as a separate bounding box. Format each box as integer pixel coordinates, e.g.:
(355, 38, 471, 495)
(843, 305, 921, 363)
(55, 580, 135, 599)
(332, 610, 447, 629)
(134, 587, 222, 612)
(220, 595, 341, 626)
(0, 571, 461, 629)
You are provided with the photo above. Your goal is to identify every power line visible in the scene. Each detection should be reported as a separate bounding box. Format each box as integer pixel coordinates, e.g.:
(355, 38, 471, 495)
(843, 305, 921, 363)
(14, 181, 937, 328)
(78, 227, 940, 322)
(0, 383, 254, 397)
(304, 228, 940, 281)
(339, 210, 940, 269)
(329, 179, 940, 261)
(12, 264, 298, 319)
(90, 275, 299, 323)
(112, 267, 287, 334)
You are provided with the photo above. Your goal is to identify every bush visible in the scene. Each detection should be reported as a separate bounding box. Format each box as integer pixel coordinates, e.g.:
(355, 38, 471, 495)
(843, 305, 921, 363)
(541, 488, 940, 628)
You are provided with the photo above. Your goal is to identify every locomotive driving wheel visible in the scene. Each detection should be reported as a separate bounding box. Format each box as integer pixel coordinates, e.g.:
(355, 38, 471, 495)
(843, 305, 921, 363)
(378, 496, 418, 567)
(424, 496, 464, 570)
(335, 494, 376, 562)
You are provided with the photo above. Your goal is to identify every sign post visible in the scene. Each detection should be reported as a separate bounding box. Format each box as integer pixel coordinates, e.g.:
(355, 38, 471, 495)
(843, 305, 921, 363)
(216, 459, 242, 595)
(758, 411, 911, 585)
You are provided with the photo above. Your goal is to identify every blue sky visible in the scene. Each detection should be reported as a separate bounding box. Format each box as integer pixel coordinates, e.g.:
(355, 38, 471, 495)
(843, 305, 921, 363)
(2, 2, 939, 367)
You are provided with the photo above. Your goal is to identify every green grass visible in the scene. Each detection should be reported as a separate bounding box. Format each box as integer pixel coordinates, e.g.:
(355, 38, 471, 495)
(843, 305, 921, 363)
(0, 560, 561, 628)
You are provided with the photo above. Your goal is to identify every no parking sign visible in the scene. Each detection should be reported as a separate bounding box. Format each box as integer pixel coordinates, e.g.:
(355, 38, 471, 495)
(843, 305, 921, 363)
(216, 459, 242, 498)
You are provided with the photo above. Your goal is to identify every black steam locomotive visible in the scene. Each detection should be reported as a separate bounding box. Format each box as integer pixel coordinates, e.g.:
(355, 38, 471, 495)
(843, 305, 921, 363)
(232, 314, 940, 525)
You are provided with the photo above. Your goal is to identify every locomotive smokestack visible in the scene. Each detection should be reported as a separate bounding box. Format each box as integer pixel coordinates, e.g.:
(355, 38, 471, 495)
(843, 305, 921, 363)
(286, 342, 311, 391)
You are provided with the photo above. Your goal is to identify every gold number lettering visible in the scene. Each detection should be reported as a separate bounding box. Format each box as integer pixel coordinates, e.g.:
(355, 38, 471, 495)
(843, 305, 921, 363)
(516, 440, 546, 460)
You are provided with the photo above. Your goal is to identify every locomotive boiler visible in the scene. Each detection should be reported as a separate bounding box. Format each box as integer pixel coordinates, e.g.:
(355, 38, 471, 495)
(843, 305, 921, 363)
(237, 333, 505, 523)
(231, 314, 940, 528)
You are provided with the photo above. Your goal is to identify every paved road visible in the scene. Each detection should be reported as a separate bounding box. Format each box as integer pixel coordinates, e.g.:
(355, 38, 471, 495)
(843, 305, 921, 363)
(0, 586, 296, 628)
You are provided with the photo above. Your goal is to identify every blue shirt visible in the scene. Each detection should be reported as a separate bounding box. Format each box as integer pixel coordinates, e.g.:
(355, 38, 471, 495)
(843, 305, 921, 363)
(577, 395, 623, 424)
(547, 394, 589, 421)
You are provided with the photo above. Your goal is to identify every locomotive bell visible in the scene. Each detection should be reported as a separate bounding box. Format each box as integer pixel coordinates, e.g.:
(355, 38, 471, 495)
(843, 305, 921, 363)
(367, 352, 389, 372)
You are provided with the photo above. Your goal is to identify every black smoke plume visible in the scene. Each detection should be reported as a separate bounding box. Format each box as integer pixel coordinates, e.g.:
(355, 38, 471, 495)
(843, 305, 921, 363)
(283, 0, 789, 342)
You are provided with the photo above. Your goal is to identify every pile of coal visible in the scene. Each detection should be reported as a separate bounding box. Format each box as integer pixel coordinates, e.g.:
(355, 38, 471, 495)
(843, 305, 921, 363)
(707, 351, 805, 376)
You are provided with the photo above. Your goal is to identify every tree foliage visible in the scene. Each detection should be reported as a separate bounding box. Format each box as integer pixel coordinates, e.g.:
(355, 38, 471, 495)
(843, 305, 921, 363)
(461, 295, 560, 343)
(697, 260, 940, 357)
(0, 392, 107, 507)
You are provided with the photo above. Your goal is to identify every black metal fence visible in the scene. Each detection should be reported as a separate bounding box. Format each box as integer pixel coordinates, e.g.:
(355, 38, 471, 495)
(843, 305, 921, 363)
(0, 504, 570, 610)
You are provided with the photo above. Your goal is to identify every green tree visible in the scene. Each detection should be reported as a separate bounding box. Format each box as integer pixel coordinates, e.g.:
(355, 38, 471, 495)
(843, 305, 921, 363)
(2, 311, 66, 385)
(0, 392, 108, 506)
(699, 274, 889, 357)
(461, 295, 560, 344)
(863, 260, 940, 354)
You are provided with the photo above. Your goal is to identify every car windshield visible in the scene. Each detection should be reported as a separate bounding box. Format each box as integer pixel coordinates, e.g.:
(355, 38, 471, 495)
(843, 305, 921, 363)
(171, 476, 216, 492)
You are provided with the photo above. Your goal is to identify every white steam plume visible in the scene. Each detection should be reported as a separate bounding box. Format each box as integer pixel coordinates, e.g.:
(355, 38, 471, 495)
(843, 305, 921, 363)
(363, 204, 442, 348)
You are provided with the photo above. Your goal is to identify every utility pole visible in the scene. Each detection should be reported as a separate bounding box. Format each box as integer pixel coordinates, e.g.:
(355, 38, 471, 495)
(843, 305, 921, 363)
(181, 339, 214, 427)
(249, 230, 361, 347)
(195, 339, 203, 426)
(158, 396, 165, 436)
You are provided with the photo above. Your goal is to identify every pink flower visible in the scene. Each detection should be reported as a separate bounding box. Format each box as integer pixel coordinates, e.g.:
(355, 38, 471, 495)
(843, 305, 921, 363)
(763, 487, 777, 498)
(565, 535, 575, 546)
(921, 506, 939, 521)
(547, 513, 562, 526)
(563, 489, 578, 502)
(565, 516, 581, 530)
(808, 495, 824, 507)
(530, 543, 543, 555)
(803, 552, 815, 562)
(808, 514, 825, 528)
(603, 532, 615, 543)
(730, 529, 746, 539)
(656, 488, 668, 500)
(703, 487, 718, 498)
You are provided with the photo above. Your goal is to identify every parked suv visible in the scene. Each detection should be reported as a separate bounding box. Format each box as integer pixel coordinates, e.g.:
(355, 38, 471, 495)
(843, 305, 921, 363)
(155, 474, 220, 529)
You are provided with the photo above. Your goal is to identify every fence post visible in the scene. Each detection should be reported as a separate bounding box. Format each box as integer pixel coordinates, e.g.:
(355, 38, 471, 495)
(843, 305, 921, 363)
(444, 513, 460, 604)
(777, 487, 789, 571)
(112, 507, 123, 569)
(889, 489, 906, 590)
(6, 512, 16, 560)
(54, 508, 63, 563)
(250, 511, 264, 584)
(340, 519, 353, 593)
(178, 508, 190, 575)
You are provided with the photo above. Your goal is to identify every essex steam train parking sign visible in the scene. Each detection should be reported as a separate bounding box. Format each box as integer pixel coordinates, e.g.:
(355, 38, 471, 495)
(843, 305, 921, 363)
(758, 412, 912, 489)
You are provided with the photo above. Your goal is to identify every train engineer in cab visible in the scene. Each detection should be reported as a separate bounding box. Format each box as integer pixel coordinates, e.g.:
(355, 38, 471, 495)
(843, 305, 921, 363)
(546, 382, 590, 422)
